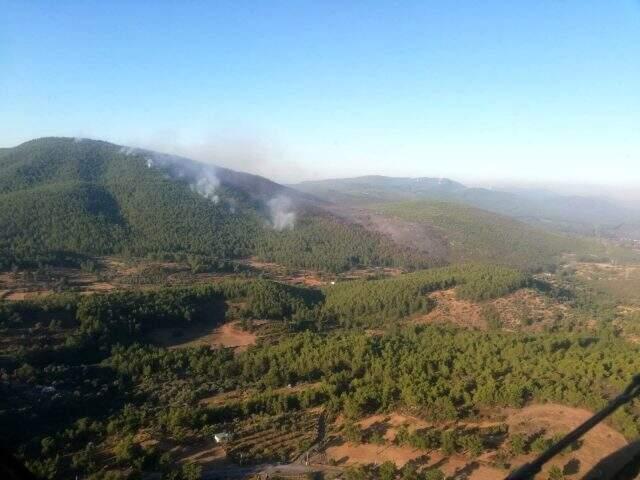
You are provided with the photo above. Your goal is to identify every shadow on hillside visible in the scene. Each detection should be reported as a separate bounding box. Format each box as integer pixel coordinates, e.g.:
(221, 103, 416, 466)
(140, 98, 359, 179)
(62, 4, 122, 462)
(583, 440, 640, 479)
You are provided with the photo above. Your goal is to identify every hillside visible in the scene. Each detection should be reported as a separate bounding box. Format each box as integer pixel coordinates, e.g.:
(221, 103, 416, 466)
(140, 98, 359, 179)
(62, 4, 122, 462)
(0, 138, 427, 272)
(3, 138, 628, 275)
(293, 176, 640, 237)
(371, 200, 585, 270)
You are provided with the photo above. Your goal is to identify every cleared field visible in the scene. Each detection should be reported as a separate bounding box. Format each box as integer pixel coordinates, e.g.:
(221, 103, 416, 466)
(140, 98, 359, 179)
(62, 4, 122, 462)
(208, 322, 257, 350)
(325, 442, 504, 479)
(326, 442, 426, 467)
(136, 431, 231, 470)
(243, 257, 403, 286)
(415, 289, 485, 329)
(0, 267, 117, 299)
(200, 382, 323, 407)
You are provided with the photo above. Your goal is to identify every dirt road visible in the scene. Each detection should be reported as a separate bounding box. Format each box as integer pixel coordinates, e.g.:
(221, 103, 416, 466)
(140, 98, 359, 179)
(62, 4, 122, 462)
(203, 462, 342, 479)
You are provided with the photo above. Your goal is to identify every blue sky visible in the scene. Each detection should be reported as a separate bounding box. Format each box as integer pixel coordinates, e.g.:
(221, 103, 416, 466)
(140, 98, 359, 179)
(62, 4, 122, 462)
(2, 1, 639, 184)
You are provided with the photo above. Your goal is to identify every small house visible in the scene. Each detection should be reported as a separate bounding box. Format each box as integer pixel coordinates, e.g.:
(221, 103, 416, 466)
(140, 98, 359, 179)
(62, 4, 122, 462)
(214, 432, 231, 443)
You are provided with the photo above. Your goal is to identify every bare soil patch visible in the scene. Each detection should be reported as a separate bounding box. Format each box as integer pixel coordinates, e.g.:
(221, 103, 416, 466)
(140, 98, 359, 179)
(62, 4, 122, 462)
(357, 413, 431, 442)
(149, 320, 256, 351)
(440, 455, 504, 480)
(415, 289, 484, 328)
(325, 442, 427, 467)
(208, 322, 257, 350)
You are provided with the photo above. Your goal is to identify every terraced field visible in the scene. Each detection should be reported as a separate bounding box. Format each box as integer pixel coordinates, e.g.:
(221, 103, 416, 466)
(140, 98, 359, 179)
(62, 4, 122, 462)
(227, 411, 321, 464)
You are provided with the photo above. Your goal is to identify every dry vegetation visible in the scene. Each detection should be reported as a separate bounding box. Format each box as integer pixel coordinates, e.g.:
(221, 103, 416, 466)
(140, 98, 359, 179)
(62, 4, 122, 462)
(414, 287, 566, 332)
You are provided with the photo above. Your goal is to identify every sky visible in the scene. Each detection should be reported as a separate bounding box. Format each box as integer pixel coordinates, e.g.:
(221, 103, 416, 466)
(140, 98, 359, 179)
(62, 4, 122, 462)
(1, 0, 640, 185)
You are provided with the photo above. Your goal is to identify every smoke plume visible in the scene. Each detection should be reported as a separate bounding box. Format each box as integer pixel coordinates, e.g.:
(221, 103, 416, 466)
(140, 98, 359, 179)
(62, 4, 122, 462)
(267, 195, 296, 231)
(119, 142, 299, 228)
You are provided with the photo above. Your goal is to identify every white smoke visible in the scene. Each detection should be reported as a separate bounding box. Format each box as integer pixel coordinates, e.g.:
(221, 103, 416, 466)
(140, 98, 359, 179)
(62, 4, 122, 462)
(126, 148, 222, 204)
(267, 195, 296, 231)
(154, 155, 221, 203)
(118, 142, 298, 221)
(191, 169, 220, 203)
(119, 146, 138, 156)
(132, 132, 312, 184)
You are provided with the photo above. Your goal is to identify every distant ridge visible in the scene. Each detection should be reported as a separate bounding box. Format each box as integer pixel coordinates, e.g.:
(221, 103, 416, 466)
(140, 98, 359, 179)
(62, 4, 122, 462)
(291, 175, 639, 236)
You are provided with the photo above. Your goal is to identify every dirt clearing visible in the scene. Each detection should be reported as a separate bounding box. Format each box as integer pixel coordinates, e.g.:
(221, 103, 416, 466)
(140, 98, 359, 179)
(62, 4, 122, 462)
(149, 321, 256, 351)
(505, 403, 631, 478)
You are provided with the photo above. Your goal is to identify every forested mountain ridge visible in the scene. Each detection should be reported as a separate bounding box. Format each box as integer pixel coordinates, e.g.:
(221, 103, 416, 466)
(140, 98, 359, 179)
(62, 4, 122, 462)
(0, 138, 428, 272)
(2, 137, 629, 274)
(0, 137, 312, 207)
(0, 137, 261, 264)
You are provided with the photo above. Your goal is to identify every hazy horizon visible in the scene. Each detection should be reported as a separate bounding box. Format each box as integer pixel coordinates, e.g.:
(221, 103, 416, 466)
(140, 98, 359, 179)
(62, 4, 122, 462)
(5, 135, 640, 205)
(3, 1, 640, 185)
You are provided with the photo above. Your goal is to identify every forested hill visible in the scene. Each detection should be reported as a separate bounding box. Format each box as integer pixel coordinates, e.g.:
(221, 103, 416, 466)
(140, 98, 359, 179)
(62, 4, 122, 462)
(0, 138, 429, 272)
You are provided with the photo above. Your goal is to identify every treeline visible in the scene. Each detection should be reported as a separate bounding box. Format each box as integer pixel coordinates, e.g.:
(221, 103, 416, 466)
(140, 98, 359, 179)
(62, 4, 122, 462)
(2, 264, 527, 355)
(322, 264, 527, 327)
(245, 328, 640, 437)
(74, 287, 226, 348)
